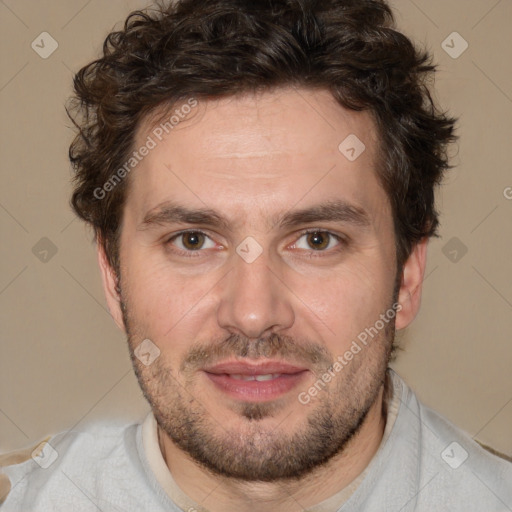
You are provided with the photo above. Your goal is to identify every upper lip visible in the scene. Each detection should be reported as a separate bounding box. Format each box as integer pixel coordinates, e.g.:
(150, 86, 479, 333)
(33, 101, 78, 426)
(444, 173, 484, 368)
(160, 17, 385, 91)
(203, 360, 308, 376)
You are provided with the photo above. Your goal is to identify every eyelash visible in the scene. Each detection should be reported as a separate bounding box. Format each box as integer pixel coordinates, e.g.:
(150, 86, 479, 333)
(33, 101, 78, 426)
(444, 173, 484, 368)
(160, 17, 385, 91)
(165, 229, 348, 259)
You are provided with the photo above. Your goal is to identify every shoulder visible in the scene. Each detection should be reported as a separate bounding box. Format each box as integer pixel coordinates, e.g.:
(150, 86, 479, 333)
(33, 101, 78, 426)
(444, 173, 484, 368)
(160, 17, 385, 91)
(415, 388, 512, 472)
(392, 370, 512, 510)
(0, 419, 150, 511)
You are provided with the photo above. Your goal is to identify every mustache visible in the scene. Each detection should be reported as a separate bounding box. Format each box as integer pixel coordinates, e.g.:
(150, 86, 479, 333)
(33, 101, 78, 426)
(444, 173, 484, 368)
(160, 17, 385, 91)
(180, 332, 333, 374)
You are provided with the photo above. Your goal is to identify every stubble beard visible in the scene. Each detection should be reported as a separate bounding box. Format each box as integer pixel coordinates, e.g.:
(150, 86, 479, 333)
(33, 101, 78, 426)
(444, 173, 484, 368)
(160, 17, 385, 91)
(120, 293, 396, 482)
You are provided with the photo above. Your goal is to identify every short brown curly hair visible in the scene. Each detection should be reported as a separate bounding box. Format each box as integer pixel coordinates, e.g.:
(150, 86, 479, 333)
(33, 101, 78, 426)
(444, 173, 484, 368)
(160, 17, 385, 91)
(67, 0, 457, 274)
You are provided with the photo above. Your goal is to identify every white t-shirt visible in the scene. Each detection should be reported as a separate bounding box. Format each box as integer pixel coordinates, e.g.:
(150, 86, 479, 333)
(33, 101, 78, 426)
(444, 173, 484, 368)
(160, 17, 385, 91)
(1, 368, 511, 511)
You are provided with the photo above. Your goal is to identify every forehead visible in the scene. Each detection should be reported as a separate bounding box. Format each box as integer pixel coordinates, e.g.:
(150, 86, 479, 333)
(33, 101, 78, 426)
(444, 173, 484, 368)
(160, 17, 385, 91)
(125, 87, 388, 229)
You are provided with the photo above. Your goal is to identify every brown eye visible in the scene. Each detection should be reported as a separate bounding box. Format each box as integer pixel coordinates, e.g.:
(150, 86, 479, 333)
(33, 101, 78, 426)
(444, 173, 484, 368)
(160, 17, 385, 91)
(166, 230, 219, 258)
(180, 231, 206, 250)
(306, 232, 330, 250)
(292, 230, 346, 255)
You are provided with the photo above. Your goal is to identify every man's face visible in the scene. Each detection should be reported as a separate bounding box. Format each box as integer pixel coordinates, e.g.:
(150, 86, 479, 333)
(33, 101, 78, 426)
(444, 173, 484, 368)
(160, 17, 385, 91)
(108, 88, 404, 480)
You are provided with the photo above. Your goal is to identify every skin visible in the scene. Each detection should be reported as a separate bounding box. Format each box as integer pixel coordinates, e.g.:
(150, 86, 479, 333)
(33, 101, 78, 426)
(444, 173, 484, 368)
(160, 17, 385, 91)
(98, 87, 427, 512)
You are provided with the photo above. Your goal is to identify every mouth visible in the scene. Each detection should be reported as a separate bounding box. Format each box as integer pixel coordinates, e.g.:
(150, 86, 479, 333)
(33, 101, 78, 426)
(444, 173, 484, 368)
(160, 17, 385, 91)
(202, 360, 309, 402)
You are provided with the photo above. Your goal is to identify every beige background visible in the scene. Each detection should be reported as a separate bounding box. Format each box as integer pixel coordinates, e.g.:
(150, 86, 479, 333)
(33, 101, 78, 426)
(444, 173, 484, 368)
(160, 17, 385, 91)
(1, 0, 511, 457)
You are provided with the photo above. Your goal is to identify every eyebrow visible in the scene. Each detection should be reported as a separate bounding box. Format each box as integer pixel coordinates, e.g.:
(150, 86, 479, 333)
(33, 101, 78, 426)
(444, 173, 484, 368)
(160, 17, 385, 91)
(138, 199, 372, 232)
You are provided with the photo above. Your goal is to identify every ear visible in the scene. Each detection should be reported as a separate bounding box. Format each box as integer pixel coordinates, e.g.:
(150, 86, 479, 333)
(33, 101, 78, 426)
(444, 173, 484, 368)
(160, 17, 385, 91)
(97, 240, 126, 332)
(395, 237, 428, 330)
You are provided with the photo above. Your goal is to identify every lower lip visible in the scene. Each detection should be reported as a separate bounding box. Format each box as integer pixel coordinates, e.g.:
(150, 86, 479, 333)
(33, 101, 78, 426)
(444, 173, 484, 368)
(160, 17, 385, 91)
(204, 371, 308, 402)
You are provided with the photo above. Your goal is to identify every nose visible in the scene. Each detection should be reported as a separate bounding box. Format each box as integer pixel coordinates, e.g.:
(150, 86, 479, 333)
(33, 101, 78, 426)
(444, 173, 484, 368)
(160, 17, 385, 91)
(216, 246, 295, 339)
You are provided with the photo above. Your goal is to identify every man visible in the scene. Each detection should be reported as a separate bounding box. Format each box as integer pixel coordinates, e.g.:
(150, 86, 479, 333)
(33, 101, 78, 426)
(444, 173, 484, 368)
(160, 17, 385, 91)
(1, 0, 511, 510)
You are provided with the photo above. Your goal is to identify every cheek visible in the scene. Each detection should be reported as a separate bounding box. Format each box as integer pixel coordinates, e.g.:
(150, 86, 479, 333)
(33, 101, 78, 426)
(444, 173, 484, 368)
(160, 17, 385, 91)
(296, 258, 394, 343)
(121, 249, 218, 345)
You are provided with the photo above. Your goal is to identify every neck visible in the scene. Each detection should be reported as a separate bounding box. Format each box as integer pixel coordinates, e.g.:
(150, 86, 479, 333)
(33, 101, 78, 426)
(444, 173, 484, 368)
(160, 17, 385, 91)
(158, 377, 389, 512)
